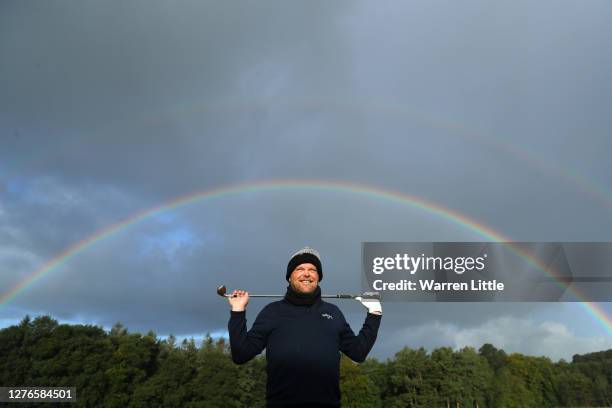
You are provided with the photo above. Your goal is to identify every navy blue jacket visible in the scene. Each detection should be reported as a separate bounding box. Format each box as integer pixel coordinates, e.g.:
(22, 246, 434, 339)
(228, 298, 381, 407)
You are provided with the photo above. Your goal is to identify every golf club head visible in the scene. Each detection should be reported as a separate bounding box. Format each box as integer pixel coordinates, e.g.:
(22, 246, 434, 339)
(217, 285, 228, 297)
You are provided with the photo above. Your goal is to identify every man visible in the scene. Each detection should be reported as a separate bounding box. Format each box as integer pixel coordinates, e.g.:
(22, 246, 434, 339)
(228, 247, 382, 408)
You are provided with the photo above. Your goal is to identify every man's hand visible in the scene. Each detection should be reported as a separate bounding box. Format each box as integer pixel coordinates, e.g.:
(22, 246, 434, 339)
(228, 290, 249, 312)
(355, 296, 382, 315)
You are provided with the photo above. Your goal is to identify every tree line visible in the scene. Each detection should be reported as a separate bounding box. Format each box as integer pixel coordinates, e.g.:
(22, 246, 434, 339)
(0, 315, 610, 407)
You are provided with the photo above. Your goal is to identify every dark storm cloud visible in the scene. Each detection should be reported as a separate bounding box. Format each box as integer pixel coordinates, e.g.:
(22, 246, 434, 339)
(2, 0, 612, 237)
(0, 0, 354, 195)
(2, 0, 612, 358)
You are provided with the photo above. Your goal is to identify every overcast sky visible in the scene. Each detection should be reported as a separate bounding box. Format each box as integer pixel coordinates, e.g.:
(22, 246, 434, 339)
(1, 0, 612, 361)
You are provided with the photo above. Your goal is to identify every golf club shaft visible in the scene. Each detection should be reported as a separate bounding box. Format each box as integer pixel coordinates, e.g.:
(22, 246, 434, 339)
(217, 284, 379, 300)
(226, 294, 353, 298)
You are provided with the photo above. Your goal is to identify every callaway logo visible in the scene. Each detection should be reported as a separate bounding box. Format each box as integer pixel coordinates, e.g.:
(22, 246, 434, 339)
(321, 313, 333, 320)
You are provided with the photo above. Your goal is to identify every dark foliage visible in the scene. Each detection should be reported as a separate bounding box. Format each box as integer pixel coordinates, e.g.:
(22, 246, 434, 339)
(1, 316, 610, 407)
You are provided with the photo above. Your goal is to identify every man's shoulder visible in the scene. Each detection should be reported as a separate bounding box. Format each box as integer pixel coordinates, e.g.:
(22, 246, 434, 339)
(258, 300, 286, 313)
(251, 301, 284, 322)
(318, 300, 345, 315)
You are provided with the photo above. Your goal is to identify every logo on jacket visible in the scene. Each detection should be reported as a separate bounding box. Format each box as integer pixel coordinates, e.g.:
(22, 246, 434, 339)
(321, 313, 333, 320)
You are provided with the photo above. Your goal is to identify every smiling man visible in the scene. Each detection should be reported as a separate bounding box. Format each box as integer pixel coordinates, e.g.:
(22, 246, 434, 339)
(227, 247, 382, 408)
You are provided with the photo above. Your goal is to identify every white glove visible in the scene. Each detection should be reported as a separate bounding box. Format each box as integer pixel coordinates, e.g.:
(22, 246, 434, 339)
(355, 296, 382, 315)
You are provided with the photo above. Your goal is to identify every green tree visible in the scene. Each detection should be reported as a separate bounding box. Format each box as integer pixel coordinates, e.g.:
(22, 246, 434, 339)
(130, 337, 197, 407)
(492, 354, 558, 407)
(340, 354, 382, 408)
(384, 347, 437, 407)
(478, 343, 507, 372)
(104, 328, 159, 407)
(186, 336, 242, 408)
(555, 364, 594, 407)
(3, 315, 612, 407)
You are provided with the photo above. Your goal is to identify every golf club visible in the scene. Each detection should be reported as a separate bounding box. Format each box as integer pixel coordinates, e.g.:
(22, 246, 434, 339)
(217, 285, 380, 300)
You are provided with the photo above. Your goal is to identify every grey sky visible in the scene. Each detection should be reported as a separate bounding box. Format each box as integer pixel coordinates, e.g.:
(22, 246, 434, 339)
(1, 0, 612, 361)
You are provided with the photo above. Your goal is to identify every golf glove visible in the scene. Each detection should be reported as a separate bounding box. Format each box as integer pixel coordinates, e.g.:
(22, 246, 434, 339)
(355, 296, 382, 315)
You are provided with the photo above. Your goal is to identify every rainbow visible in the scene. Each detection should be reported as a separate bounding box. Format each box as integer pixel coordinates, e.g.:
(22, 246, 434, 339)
(1, 179, 610, 335)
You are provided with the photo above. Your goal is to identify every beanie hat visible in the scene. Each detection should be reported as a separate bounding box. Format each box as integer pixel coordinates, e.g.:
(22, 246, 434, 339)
(286, 247, 323, 282)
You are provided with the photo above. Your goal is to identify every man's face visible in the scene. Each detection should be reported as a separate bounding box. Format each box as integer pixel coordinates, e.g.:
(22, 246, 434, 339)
(288, 263, 319, 294)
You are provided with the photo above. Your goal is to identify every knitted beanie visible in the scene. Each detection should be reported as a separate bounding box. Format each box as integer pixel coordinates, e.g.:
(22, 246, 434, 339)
(286, 247, 323, 282)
